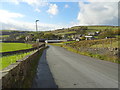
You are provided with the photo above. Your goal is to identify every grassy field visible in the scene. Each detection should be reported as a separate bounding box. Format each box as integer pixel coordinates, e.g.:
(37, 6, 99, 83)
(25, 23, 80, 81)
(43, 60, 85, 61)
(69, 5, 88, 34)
(45, 26, 119, 36)
(87, 26, 118, 30)
(0, 43, 32, 53)
(55, 31, 76, 35)
(0, 51, 34, 70)
(0, 35, 9, 38)
(61, 41, 76, 44)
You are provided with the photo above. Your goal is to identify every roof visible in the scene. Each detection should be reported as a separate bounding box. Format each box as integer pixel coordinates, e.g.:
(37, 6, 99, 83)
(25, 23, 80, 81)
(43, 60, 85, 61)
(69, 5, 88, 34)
(85, 36, 93, 37)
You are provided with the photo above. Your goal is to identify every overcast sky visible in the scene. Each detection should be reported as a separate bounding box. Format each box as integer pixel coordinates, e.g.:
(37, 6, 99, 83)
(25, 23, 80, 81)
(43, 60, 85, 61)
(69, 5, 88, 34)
(0, 0, 119, 31)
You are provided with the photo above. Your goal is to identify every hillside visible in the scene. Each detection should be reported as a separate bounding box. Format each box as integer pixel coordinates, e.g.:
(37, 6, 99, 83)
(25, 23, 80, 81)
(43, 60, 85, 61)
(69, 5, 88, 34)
(0, 30, 34, 41)
(44, 25, 119, 35)
(0, 25, 119, 41)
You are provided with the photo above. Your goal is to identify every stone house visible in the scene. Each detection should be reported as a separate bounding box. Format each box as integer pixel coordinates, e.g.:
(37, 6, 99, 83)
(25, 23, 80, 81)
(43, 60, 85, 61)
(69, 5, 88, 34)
(25, 34, 34, 42)
(72, 34, 83, 40)
(88, 32, 95, 36)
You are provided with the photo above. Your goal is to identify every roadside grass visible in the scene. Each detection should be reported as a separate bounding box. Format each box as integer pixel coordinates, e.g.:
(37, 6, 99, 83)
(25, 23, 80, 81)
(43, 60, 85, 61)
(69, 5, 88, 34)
(50, 41, 119, 64)
(49, 41, 76, 46)
(0, 51, 34, 70)
(91, 41, 118, 48)
(0, 43, 32, 53)
(49, 43, 63, 47)
(62, 41, 76, 44)
(68, 38, 118, 48)
(49, 41, 76, 44)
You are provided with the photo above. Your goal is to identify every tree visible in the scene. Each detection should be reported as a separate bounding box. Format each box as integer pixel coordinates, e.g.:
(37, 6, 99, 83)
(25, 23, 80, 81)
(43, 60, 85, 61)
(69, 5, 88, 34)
(33, 32, 44, 40)
(43, 33, 58, 40)
(17, 35, 26, 41)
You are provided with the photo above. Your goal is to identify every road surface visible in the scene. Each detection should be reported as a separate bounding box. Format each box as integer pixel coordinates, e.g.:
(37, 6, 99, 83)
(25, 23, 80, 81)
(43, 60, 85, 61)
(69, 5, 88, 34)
(33, 45, 118, 88)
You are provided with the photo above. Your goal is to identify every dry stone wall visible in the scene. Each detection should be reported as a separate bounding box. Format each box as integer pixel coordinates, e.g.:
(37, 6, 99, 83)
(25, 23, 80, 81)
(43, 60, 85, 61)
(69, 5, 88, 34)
(0, 45, 45, 88)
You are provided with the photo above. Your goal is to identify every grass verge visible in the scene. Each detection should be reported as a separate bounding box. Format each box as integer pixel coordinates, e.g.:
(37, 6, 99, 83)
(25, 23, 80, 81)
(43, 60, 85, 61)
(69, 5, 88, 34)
(0, 51, 35, 70)
(50, 43, 119, 64)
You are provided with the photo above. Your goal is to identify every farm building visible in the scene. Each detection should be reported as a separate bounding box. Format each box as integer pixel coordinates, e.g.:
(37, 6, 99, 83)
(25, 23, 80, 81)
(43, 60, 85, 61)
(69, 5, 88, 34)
(85, 36, 95, 40)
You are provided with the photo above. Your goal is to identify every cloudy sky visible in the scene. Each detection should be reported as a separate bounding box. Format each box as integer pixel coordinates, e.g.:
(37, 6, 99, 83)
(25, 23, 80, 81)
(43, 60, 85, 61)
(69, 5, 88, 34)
(0, 0, 119, 31)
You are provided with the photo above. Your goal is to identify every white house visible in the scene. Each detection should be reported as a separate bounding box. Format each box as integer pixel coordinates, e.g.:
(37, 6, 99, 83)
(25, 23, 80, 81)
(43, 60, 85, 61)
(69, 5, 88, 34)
(85, 36, 94, 40)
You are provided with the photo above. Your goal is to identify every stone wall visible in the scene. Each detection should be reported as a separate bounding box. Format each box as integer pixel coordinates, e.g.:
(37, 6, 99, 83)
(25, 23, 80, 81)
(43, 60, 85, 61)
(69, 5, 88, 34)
(1, 44, 45, 56)
(0, 41, 25, 43)
(0, 46, 45, 88)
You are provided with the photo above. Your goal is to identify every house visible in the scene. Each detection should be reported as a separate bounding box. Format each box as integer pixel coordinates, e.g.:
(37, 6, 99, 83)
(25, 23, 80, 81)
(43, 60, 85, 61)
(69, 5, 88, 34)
(16, 36, 20, 40)
(95, 31, 100, 34)
(75, 34, 82, 38)
(72, 34, 83, 40)
(88, 32, 95, 36)
(105, 37, 115, 39)
(85, 36, 94, 40)
(62, 33, 76, 39)
(36, 38, 40, 42)
(25, 34, 34, 42)
(88, 31, 101, 36)
(61, 34, 68, 39)
(76, 38, 80, 41)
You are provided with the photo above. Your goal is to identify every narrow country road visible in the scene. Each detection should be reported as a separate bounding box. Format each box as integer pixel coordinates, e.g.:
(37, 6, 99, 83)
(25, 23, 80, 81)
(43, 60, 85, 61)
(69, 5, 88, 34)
(33, 45, 118, 88)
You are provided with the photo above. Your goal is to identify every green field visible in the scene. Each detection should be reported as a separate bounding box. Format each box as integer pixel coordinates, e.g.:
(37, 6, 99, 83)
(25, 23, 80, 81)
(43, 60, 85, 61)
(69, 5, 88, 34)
(46, 26, 119, 36)
(0, 43, 32, 53)
(0, 35, 9, 38)
(0, 51, 34, 70)
(56, 31, 76, 35)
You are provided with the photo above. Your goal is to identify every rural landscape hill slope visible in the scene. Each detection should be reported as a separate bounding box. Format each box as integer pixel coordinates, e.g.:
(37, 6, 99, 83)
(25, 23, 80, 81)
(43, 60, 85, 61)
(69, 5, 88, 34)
(45, 25, 118, 35)
(0, 25, 119, 41)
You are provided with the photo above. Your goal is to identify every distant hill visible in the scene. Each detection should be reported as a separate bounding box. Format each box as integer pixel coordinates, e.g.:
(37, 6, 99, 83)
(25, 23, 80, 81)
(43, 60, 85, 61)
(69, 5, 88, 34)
(0, 25, 119, 41)
(0, 30, 33, 35)
(44, 25, 119, 35)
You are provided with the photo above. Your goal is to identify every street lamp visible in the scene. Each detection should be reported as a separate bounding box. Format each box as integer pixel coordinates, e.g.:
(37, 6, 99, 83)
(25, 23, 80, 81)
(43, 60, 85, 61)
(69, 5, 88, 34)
(35, 20, 39, 31)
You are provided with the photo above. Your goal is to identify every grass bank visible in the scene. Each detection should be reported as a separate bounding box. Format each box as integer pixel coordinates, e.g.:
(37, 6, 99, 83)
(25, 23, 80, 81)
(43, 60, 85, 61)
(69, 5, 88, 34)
(68, 38, 118, 49)
(49, 39, 119, 64)
(62, 45, 119, 63)
(0, 51, 35, 70)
